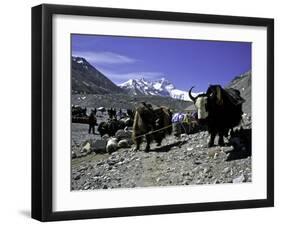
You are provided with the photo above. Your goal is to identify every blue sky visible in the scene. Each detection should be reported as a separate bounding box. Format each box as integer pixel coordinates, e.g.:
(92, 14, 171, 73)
(72, 34, 251, 92)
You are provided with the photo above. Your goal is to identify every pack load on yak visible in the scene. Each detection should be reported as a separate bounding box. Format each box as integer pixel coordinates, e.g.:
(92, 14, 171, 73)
(189, 84, 245, 147)
(132, 102, 172, 152)
(172, 112, 201, 137)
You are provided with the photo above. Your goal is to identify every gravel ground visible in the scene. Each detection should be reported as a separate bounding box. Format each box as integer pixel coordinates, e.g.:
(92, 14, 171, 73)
(71, 119, 252, 190)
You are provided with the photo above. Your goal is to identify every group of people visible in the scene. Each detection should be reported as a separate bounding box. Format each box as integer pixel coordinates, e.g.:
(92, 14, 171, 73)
(172, 112, 200, 137)
(87, 108, 134, 135)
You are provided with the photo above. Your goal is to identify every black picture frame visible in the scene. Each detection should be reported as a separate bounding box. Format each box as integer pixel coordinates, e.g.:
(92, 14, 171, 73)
(32, 3, 274, 222)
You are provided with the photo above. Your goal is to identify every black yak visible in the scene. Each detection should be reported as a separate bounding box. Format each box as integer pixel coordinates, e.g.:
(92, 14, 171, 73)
(189, 85, 245, 147)
(132, 102, 172, 152)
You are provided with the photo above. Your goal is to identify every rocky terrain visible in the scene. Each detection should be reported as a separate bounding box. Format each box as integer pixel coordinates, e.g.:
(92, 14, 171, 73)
(72, 120, 251, 190)
(72, 94, 193, 113)
(71, 111, 252, 190)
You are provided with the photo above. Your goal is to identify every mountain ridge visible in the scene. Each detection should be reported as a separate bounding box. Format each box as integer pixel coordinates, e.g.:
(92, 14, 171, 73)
(119, 77, 201, 102)
(72, 56, 124, 94)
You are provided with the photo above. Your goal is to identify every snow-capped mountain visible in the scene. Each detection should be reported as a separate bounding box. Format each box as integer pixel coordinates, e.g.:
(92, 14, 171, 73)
(119, 78, 200, 101)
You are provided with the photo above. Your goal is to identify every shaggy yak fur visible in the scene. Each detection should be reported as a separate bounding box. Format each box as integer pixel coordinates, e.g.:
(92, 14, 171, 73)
(189, 85, 245, 147)
(132, 102, 172, 152)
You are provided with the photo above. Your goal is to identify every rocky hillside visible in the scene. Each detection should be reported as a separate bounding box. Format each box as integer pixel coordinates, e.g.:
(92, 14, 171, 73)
(72, 57, 124, 94)
(228, 71, 251, 113)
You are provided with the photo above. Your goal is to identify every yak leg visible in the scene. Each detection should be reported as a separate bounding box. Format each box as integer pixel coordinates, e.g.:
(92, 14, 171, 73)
(208, 132, 216, 147)
(155, 134, 163, 146)
(218, 131, 225, 146)
(145, 134, 151, 152)
(134, 136, 142, 151)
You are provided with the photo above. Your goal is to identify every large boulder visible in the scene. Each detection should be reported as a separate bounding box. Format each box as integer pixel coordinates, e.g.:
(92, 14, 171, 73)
(92, 139, 107, 153)
(106, 138, 118, 154)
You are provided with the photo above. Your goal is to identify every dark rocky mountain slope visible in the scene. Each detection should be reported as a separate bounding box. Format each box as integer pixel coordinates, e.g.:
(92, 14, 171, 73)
(72, 57, 124, 94)
(228, 71, 251, 114)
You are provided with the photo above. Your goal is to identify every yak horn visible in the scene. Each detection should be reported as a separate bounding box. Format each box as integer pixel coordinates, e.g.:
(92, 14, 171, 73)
(188, 86, 196, 102)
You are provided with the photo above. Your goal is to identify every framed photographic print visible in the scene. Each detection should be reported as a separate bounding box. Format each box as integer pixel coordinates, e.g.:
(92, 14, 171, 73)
(32, 4, 274, 222)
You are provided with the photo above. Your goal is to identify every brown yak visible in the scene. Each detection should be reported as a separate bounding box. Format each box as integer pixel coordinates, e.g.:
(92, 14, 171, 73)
(132, 102, 172, 152)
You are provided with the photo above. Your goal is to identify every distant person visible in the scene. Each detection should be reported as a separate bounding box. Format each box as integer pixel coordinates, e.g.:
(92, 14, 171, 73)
(88, 110, 97, 134)
(112, 108, 117, 119)
(118, 108, 123, 119)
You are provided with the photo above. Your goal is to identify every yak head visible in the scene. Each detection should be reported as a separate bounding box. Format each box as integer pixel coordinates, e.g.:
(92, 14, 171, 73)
(188, 85, 224, 120)
(206, 85, 224, 106)
(189, 87, 208, 120)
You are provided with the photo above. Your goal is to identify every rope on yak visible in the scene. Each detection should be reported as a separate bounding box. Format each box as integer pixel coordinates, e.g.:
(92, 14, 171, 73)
(134, 124, 173, 139)
(134, 123, 188, 148)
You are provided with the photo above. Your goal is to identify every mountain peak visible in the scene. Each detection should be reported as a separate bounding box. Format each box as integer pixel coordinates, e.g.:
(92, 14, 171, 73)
(72, 56, 87, 63)
(118, 77, 198, 101)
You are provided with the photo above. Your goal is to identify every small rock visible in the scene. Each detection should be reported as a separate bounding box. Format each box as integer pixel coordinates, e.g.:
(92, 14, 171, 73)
(222, 167, 231, 174)
(116, 161, 124, 166)
(78, 166, 88, 172)
(107, 159, 117, 166)
(94, 170, 103, 177)
(192, 166, 202, 173)
(102, 134, 110, 141)
(72, 151, 77, 159)
(97, 161, 105, 166)
(233, 174, 246, 183)
(118, 139, 130, 148)
(196, 179, 203, 184)
(194, 160, 202, 165)
(203, 167, 211, 174)
(214, 153, 219, 159)
(181, 172, 190, 177)
(80, 142, 91, 153)
(180, 134, 188, 139)
(73, 173, 81, 180)
(156, 176, 165, 183)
